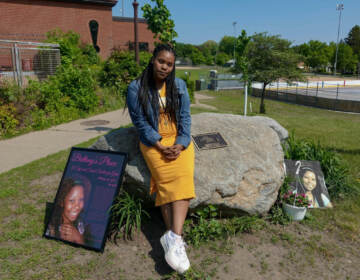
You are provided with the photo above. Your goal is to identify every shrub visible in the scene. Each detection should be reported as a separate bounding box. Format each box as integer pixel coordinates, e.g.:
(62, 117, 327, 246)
(0, 80, 22, 104)
(0, 104, 19, 136)
(283, 132, 357, 198)
(99, 50, 150, 98)
(181, 75, 195, 103)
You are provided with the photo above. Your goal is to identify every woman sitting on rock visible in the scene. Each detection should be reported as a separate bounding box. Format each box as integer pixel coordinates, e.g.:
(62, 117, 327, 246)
(127, 44, 195, 274)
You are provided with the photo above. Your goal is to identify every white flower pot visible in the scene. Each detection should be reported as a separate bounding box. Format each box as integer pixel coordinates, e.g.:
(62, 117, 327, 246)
(283, 203, 307, 221)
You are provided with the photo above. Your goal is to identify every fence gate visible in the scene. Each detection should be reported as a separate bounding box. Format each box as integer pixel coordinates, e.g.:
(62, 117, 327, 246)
(0, 40, 60, 87)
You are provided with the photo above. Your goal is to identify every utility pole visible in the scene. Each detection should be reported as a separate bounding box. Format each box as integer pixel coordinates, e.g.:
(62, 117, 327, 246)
(334, 3, 344, 76)
(133, 0, 139, 65)
(232, 21, 237, 66)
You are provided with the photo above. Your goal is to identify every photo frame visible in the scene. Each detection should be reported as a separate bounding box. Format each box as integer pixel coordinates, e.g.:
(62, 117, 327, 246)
(284, 160, 333, 208)
(44, 147, 128, 252)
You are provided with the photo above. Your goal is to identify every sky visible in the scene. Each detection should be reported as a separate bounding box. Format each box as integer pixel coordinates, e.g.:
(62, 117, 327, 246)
(112, 0, 360, 46)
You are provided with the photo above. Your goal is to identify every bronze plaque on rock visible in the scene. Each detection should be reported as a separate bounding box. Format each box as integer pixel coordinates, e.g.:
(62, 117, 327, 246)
(192, 132, 228, 151)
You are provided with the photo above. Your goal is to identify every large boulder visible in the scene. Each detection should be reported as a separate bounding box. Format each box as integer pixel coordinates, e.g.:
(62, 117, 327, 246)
(90, 113, 286, 215)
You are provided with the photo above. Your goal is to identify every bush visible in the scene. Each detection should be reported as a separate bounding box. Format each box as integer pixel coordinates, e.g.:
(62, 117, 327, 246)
(0, 80, 22, 104)
(283, 132, 357, 198)
(99, 50, 150, 98)
(0, 104, 19, 136)
(181, 75, 195, 103)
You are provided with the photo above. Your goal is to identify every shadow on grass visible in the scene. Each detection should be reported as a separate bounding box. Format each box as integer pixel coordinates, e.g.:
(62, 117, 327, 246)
(333, 148, 360, 155)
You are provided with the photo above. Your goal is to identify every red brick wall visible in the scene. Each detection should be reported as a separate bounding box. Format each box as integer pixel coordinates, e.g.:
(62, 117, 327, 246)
(112, 18, 155, 52)
(0, 0, 156, 58)
(0, 0, 114, 58)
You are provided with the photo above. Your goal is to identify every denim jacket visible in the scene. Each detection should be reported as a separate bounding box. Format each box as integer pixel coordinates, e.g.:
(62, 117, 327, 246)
(127, 77, 192, 148)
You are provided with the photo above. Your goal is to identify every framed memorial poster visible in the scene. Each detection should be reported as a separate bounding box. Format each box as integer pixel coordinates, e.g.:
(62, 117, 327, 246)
(44, 147, 128, 252)
(284, 160, 332, 208)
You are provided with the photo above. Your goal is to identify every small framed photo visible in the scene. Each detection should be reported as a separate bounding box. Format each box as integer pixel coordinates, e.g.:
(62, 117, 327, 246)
(44, 147, 127, 252)
(284, 160, 332, 208)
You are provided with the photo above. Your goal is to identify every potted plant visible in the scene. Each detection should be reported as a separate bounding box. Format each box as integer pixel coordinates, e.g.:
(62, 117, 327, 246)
(282, 191, 310, 221)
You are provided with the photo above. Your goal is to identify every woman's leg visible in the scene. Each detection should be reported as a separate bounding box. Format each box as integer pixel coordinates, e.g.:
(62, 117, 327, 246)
(160, 203, 172, 231)
(171, 199, 190, 235)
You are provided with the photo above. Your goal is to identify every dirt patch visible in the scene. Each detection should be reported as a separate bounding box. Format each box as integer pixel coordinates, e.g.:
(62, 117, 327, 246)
(29, 172, 62, 188)
(4, 172, 360, 280)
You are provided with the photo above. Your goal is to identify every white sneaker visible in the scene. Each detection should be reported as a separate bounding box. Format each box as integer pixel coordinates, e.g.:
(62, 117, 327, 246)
(161, 232, 190, 274)
(160, 231, 171, 255)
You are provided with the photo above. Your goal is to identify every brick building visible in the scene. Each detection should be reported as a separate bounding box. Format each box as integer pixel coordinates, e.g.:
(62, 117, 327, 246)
(0, 0, 156, 58)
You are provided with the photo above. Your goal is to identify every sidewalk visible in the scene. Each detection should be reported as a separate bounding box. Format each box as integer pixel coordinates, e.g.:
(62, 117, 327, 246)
(0, 109, 131, 174)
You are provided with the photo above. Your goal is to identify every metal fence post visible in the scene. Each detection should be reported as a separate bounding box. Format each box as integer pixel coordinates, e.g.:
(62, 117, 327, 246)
(15, 44, 23, 87)
(316, 82, 319, 97)
(306, 81, 308, 95)
(296, 83, 298, 94)
(11, 44, 17, 84)
(335, 84, 339, 110)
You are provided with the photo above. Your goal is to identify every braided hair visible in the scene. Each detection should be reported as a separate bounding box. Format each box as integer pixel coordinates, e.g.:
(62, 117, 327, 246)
(137, 44, 179, 123)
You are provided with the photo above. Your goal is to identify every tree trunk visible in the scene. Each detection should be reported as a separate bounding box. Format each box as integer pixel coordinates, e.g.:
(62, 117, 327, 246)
(260, 83, 267, 114)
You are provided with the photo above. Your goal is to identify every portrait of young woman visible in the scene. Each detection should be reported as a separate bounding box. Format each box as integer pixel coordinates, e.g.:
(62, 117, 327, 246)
(127, 44, 195, 274)
(46, 177, 92, 246)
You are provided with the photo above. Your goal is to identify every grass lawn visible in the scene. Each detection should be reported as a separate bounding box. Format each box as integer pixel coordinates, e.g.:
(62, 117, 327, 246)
(1, 91, 360, 279)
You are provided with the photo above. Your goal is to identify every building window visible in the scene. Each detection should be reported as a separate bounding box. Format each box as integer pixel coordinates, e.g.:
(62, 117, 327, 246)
(128, 42, 149, 52)
(89, 20, 100, 52)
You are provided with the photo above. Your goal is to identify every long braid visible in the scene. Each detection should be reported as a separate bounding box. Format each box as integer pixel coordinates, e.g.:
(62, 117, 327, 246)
(137, 44, 179, 123)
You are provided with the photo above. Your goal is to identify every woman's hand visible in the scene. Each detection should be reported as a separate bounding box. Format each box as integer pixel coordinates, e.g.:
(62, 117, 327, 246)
(164, 144, 184, 161)
(60, 223, 84, 244)
(155, 142, 184, 161)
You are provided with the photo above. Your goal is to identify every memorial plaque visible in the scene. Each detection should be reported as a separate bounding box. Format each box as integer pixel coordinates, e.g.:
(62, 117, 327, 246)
(44, 147, 127, 252)
(284, 160, 333, 208)
(192, 132, 228, 150)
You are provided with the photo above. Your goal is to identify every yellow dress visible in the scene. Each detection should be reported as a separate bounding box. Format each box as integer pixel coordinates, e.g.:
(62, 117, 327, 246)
(139, 84, 195, 206)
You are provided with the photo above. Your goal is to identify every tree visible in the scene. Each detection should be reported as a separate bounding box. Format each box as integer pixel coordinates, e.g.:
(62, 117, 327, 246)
(199, 40, 218, 65)
(218, 36, 236, 56)
(305, 40, 331, 72)
(345, 25, 360, 58)
(246, 33, 304, 113)
(215, 52, 230, 66)
(233, 30, 251, 79)
(329, 41, 358, 74)
(142, 0, 177, 44)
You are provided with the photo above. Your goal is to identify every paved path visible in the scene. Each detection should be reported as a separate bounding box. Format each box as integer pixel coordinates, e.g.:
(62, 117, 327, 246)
(191, 92, 218, 110)
(0, 109, 131, 174)
(0, 92, 217, 174)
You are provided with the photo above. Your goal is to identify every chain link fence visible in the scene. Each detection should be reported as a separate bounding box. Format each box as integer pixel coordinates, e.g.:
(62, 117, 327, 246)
(252, 80, 360, 113)
(196, 71, 244, 91)
(0, 40, 60, 87)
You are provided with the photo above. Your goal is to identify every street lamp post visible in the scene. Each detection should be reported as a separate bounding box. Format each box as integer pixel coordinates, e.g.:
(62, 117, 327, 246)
(232, 21, 237, 66)
(334, 3, 344, 76)
(133, 0, 139, 65)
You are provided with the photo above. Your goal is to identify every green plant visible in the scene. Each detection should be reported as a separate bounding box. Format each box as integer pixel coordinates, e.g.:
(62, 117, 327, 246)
(99, 50, 143, 98)
(282, 191, 310, 208)
(142, 0, 178, 44)
(0, 104, 19, 135)
(184, 205, 262, 247)
(0, 80, 22, 104)
(181, 75, 195, 103)
(267, 176, 292, 225)
(110, 190, 149, 240)
(283, 132, 357, 198)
